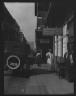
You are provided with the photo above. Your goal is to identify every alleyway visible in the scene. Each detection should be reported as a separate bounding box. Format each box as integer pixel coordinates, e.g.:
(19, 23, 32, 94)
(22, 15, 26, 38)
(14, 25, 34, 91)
(4, 64, 74, 95)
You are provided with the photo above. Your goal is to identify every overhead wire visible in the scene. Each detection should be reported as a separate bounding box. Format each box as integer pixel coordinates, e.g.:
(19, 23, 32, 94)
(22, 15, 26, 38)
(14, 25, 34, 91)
(46, 2, 51, 20)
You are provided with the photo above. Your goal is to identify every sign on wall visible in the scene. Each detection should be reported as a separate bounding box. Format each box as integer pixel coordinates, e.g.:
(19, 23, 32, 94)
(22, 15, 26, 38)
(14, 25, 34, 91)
(40, 39, 49, 43)
(43, 28, 62, 36)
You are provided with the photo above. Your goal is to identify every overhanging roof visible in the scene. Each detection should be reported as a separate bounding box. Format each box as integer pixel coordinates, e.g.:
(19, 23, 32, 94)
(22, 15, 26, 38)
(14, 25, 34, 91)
(35, 2, 50, 16)
(35, 0, 74, 27)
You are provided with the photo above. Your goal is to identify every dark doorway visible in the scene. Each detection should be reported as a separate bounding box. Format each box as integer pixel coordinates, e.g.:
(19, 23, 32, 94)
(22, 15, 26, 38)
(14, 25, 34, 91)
(37, 36, 53, 64)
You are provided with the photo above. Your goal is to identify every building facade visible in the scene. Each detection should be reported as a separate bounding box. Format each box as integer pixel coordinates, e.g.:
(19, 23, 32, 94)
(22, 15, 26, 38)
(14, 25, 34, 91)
(35, 1, 74, 72)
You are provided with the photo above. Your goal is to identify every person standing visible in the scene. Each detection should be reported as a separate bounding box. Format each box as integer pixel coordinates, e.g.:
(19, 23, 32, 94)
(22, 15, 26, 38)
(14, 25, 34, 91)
(69, 50, 74, 81)
(46, 49, 53, 71)
(36, 49, 42, 67)
(69, 50, 74, 66)
(64, 50, 68, 65)
(64, 49, 74, 81)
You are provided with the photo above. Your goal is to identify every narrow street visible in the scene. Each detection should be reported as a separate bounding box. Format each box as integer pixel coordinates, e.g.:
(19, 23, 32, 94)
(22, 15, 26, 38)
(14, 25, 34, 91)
(2, 1, 74, 95)
(4, 64, 74, 95)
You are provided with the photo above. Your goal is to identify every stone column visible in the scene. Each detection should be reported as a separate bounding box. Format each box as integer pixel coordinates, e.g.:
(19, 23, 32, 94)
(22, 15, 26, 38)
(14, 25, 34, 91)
(58, 35, 63, 62)
(53, 35, 55, 70)
(55, 35, 58, 71)
(53, 35, 55, 55)
(63, 24, 68, 57)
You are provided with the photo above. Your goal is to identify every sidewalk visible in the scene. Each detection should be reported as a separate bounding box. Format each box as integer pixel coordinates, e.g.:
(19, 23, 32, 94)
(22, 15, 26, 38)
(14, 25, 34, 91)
(25, 64, 74, 94)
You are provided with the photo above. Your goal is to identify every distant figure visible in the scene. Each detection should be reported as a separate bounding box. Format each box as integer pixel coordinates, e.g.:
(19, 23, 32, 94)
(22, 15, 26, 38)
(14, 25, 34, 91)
(64, 50, 68, 65)
(64, 49, 74, 81)
(46, 49, 53, 71)
(64, 49, 73, 67)
(36, 49, 42, 67)
(69, 50, 74, 66)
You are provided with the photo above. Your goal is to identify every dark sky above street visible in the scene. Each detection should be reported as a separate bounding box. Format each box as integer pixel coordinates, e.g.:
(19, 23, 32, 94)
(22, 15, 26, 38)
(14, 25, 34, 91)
(5, 2, 37, 42)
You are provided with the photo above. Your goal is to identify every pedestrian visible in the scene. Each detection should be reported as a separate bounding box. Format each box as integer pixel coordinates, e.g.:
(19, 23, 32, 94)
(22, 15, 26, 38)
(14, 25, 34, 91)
(46, 49, 53, 71)
(64, 50, 68, 65)
(69, 50, 74, 81)
(69, 50, 74, 66)
(36, 49, 42, 67)
(64, 49, 74, 81)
